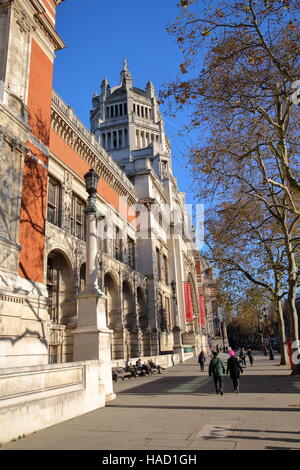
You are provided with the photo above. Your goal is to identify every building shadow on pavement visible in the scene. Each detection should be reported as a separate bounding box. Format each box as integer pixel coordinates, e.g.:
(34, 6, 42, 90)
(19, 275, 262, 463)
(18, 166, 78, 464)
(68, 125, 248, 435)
(113, 374, 300, 395)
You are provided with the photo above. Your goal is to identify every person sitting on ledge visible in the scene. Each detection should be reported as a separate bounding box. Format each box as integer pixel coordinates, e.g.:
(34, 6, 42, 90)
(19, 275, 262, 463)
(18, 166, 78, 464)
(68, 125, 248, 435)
(135, 358, 146, 375)
(148, 359, 163, 374)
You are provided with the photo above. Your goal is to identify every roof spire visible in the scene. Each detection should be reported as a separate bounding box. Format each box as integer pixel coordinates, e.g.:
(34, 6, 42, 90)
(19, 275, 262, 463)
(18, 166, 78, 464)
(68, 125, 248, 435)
(120, 58, 132, 88)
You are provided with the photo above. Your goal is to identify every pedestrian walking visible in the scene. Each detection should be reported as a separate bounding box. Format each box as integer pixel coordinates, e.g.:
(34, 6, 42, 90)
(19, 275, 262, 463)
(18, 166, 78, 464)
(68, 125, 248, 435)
(239, 347, 247, 367)
(209, 351, 226, 395)
(247, 348, 254, 366)
(226, 350, 243, 394)
(198, 350, 206, 371)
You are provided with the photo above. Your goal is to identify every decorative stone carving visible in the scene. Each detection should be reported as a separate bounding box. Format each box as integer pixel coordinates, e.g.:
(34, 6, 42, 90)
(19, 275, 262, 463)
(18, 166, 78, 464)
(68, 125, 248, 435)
(49, 324, 66, 345)
(51, 92, 138, 206)
(62, 170, 73, 232)
(161, 161, 169, 179)
(13, 4, 36, 34)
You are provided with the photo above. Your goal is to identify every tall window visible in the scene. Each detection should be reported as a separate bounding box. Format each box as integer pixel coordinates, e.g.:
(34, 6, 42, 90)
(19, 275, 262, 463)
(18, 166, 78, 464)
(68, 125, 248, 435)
(159, 212, 163, 227)
(114, 226, 121, 261)
(47, 178, 61, 227)
(80, 263, 86, 292)
(156, 248, 161, 280)
(118, 130, 123, 147)
(165, 297, 171, 330)
(127, 237, 135, 269)
(47, 258, 59, 324)
(48, 345, 60, 364)
(163, 255, 168, 284)
(71, 194, 85, 241)
(136, 211, 141, 232)
(113, 131, 117, 148)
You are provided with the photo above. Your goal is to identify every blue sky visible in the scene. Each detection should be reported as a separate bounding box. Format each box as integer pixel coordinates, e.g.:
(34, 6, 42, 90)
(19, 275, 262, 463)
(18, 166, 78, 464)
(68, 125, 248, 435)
(53, 0, 199, 205)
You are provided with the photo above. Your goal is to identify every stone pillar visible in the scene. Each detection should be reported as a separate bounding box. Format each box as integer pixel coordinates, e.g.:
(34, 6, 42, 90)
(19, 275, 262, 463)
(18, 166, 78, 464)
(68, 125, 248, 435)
(221, 321, 229, 349)
(73, 183, 115, 402)
(170, 223, 184, 362)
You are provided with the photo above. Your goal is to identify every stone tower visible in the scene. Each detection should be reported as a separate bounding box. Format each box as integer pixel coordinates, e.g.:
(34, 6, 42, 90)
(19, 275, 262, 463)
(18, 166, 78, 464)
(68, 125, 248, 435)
(90, 59, 172, 183)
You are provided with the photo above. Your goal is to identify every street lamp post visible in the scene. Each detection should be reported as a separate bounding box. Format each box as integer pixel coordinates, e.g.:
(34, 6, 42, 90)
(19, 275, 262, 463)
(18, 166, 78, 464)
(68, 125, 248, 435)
(73, 168, 115, 400)
(83, 168, 101, 293)
(259, 316, 267, 356)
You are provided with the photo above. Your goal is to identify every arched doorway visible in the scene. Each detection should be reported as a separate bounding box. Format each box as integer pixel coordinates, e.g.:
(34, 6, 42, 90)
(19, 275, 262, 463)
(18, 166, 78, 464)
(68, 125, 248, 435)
(123, 281, 138, 358)
(46, 250, 75, 363)
(104, 272, 119, 328)
(137, 286, 150, 357)
(137, 287, 147, 329)
(123, 281, 135, 330)
(104, 272, 122, 359)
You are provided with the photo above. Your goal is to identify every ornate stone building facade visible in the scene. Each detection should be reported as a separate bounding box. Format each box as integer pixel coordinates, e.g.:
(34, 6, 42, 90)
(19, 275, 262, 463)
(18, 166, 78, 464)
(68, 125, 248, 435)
(0, 0, 211, 442)
(90, 60, 205, 359)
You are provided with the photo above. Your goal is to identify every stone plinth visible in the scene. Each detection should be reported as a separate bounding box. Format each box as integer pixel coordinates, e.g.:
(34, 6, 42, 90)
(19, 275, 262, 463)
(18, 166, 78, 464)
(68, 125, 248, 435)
(73, 290, 115, 402)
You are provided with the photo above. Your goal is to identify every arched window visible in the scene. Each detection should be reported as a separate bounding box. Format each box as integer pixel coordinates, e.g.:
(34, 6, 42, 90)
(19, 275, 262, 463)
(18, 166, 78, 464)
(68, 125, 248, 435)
(80, 262, 86, 292)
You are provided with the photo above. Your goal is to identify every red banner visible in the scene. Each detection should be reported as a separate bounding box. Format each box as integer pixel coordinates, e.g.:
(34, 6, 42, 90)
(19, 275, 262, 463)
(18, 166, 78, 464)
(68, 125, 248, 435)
(199, 295, 206, 327)
(184, 282, 193, 322)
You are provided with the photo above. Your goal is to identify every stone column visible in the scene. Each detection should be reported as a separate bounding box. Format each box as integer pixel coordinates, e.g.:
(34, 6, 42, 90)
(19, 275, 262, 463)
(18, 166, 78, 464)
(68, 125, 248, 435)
(170, 222, 184, 362)
(221, 321, 229, 349)
(73, 185, 115, 402)
(172, 293, 184, 362)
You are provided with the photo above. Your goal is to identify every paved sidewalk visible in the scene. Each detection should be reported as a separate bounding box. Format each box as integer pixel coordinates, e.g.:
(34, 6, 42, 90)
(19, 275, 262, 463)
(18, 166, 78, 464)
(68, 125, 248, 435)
(2, 353, 300, 450)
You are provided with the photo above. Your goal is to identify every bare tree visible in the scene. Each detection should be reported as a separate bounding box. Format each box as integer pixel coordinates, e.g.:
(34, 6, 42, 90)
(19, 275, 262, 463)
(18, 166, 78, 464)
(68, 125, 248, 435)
(162, 0, 300, 371)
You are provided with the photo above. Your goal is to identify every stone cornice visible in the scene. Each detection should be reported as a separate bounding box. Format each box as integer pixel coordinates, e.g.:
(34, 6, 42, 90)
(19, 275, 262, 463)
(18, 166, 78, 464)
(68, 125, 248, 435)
(51, 91, 138, 207)
(29, 0, 66, 50)
(0, 124, 28, 152)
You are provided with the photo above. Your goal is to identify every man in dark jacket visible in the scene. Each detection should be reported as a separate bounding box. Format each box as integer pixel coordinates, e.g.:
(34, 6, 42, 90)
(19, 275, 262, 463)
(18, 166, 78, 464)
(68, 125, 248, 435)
(198, 351, 206, 371)
(247, 348, 254, 366)
(209, 351, 226, 395)
(227, 350, 243, 393)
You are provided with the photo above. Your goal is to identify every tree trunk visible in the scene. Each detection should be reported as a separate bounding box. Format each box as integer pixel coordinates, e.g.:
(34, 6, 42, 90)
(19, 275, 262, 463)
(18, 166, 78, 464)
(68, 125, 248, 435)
(286, 243, 300, 375)
(276, 298, 289, 366)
